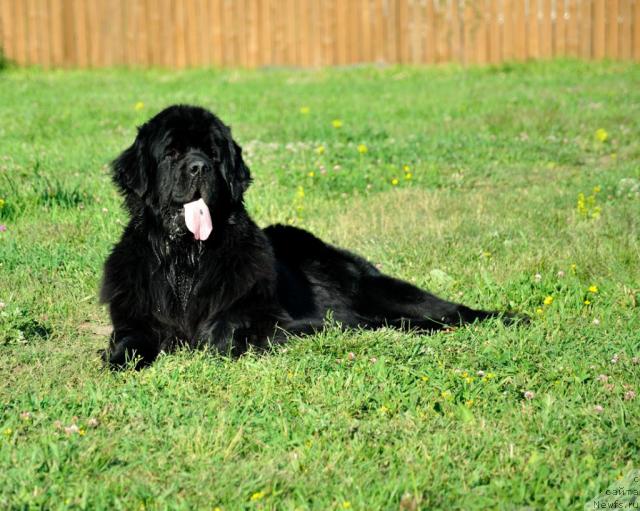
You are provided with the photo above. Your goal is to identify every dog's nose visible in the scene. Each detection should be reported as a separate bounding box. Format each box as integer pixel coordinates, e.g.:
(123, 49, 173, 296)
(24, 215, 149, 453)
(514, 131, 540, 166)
(189, 160, 208, 176)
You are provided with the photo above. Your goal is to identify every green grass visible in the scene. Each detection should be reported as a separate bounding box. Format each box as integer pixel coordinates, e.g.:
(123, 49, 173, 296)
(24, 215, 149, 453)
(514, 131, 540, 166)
(1, 60, 639, 510)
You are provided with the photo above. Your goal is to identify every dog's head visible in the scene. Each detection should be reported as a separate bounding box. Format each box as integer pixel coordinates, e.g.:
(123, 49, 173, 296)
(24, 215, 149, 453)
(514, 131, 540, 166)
(112, 105, 251, 238)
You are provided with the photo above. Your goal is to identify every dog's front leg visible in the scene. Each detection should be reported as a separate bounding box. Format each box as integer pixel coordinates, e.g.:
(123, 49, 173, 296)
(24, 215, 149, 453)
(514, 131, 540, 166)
(195, 318, 240, 356)
(102, 329, 160, 369)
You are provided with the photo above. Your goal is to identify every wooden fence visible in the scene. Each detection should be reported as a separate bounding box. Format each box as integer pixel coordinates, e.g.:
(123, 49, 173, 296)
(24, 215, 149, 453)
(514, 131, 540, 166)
(1, 0, 639, 68)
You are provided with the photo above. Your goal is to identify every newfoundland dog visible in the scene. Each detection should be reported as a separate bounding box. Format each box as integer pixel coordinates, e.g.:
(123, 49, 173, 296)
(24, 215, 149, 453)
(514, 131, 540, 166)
(101, 105, 517, 368)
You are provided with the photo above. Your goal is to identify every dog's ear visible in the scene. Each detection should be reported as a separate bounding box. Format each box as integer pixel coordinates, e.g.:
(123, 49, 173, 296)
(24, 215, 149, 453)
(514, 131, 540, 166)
(112, 130, 149, 198)
(222, 139, 252, 203)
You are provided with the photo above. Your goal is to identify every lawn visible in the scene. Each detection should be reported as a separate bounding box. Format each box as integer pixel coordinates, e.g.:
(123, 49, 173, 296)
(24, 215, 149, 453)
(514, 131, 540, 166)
(1, 60, 639, 510)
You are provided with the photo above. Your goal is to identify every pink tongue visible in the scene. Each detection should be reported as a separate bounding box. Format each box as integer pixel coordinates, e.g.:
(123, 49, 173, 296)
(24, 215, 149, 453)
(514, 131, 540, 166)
(184, 198, 213, 241)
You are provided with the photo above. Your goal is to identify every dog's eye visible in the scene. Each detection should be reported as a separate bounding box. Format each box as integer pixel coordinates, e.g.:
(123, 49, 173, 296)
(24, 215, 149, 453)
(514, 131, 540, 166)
(163, 149, 180, 161)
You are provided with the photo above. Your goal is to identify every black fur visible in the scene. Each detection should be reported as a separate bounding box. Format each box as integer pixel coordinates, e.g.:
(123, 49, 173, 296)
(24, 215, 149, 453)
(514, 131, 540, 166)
(101, 105, 516, 369)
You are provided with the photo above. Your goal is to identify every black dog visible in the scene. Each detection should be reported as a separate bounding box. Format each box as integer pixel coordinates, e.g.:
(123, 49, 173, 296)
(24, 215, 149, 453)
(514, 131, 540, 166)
(101, 105, 515, 368)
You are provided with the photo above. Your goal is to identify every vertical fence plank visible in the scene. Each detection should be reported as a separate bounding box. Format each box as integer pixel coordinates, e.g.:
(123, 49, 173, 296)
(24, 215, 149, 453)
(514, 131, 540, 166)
(150, 0, 161, 66)
(0, 0, 14, 63)
(635, 0, 640, 60)
(210, 0, 223, 66)
(159, 0, 174, 67)
(86, 0, 100, 67)
(133, 0, 144, 66)
(257, 0, 270, 65)
(240, 0, 250, 66)
(14, 0, 27, 64)
(272, 0, 284, 65)
(579, 0, 592, 58)
(296, 0, 307, 66)
(347, 0, 358, 63)
(196, 0, 211, 67)
(299, 0, 310, 66)
(49, 0, 63, 67)
(396, 0, 407, 63)
(434, 0, 449, 62)
(76, 0, 89, 66)
(592, 0, 605, 58)
(475, 0, 488, 64)
(287, 0, 296, 65)
(384, 0, 395, 63)
(358, 0, 366, 63)
(555, 0, 566, 56)
(186, 0, 200, 67)
(371, 0, 384, 63)
(246, 0, 259, 67)
(462, 0, 473, 65)
(487, 0, 501, 63)
(38, 0, 52, 67)
(514, 0, 527, 59)
(310, 0, 321, 66)
(448, 0, 461, 64)
(423, 0, 435, 63)
(566, 0, 579, 55)
(407, 0, 420, 63)
(121, 0, 130, 65)
(539, 0, 552, 57)
(335, 0, 347, 64)
(71, 0, 89, 67)
(528, 0, 540, 58)
(174, 0, 187, 67)
(607, 0, 619, 58)
(502, 0, 514, 60)
(26, 0, 38, 65)
(620, 0, 632, 58)
(325, 0, 336, 65)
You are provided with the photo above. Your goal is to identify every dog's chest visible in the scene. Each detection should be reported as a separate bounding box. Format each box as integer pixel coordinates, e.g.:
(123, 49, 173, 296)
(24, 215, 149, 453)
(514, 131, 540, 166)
(162, 241, 204, 313)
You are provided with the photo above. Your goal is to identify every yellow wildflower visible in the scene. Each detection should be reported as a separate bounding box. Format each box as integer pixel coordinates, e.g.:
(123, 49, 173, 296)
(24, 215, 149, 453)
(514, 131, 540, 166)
(588, 285, 598, 293)
(2, 428, 12, 436)
(404, 172, 413, 180)
(134, 101, 145, 111)
(543, 296, 554, 306)
(570, 264, 577, 273)
(296, 186, 305, 199)
(0, 198, 5, 209)
(441, 391, 452, 400)
(299, 106, 310, 114)
(391, 178, 399, 186)
(379, 405, 389, 414)
(307, 171, 315, 178)
(421, 375, 429, 382)
(465, 376, 474, 384)
(595, 128, 608, 142)
(331, 119, 343, 129)
(465, 399, 474, 407)
(593, 185, 601, 194)
(403, 164, 410, 172)
(315, 145, 325, 155)
(536, 308, 544, 315)
(357, 144, 368, 154)
(342, 502, 352, 509)
(250, 491, 266, 501)
(584, 299, 591, 305)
